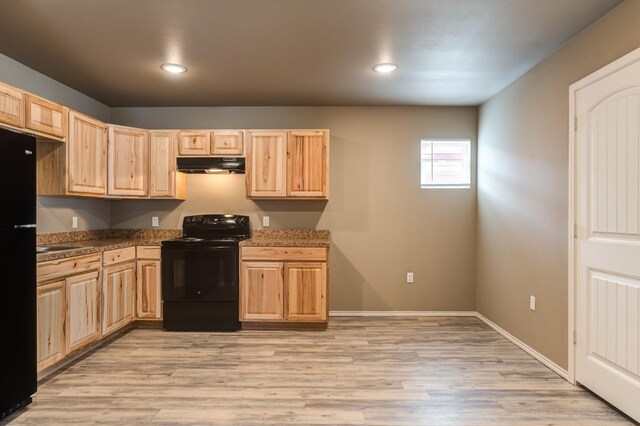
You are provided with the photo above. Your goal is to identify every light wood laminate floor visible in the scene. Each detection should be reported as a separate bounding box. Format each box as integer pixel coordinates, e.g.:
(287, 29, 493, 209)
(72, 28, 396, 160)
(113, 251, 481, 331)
(3, 317, 632, 425)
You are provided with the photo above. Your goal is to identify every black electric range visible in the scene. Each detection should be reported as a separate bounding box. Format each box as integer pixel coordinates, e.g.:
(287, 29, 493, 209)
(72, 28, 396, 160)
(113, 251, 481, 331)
(161, 214, 251, 331)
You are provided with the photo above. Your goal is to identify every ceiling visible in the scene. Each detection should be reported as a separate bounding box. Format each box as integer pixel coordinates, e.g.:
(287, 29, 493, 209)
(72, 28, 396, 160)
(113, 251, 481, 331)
(0, 0, 623, 107)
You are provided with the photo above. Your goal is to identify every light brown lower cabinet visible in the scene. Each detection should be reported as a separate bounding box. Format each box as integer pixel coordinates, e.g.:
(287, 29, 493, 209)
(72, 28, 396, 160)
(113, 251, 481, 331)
(36, 247, 164, 375)
(66, 271, 101, 354)
(102, 262, 136, 336)
(135, 246, 162, 319)
(36, 281, 66, 371)
(36, 254, 101, 372)
(241, 261, 284, 320)
(240, 247, 328, 324)
(284, 262, 327, 321)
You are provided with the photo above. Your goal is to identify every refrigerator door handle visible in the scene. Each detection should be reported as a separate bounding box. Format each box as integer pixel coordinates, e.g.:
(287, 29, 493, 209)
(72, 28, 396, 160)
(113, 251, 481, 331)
(14, 224, 36, 229)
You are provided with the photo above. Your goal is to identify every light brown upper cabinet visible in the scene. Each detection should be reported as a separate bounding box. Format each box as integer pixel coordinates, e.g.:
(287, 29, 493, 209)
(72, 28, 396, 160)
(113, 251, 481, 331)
(246, 130, 287, 198)
(25, 94, 67, 141)
(149, 131, 185, 199)
(178, 130, 209, 156)
(108, 125, 149, 197)
(287, 130, 329, 198)
(211, 130, 244, 156)
(246, 129, 329, 199)
(67, 111, 108, 196)
(0, 81, 25, 129)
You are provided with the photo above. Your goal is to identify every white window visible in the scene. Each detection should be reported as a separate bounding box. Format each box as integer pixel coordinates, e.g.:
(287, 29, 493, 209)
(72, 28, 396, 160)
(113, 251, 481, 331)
(420, 139, 471, 188)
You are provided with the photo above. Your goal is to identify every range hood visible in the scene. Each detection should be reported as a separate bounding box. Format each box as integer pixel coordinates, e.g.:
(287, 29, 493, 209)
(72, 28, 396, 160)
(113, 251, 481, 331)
(177, 157, 245, 174)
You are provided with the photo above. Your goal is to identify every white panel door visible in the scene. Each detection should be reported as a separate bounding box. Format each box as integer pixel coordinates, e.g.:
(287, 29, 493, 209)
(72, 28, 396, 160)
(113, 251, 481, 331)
(574, 52, 640, 422)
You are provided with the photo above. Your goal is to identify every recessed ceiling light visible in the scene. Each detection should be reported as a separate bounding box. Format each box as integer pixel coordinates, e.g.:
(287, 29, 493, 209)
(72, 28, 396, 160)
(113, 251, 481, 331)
(373, 63, 397, 73)
(161, 63, 187, 74)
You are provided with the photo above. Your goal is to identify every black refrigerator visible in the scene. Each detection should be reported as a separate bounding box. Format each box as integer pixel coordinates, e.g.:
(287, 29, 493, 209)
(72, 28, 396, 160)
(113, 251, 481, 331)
(0, 128, 37, 419)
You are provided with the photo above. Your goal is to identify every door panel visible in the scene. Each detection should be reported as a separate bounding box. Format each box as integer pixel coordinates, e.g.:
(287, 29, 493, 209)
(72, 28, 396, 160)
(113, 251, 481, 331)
(287, 131, 328, 198)
(589, 90, 640, 238)
(108, 125, 149, 197)
(161, 246, 239, 302)
(246, 131, 287, 198)
(137, 260, 162, 319)
(66, 271, 100, 353)
(67, 111, 107, 195)
(102, 263, 136, 336)
(212, 130, 243, 156)
(240, 261, 283, 320)
(285, 262, 326, 321)
(25, 94, 67, 139)
(149, 131, 176, 198)
(0, 128, 36, 226)
(37, 281, 65, 371)
(575, 53, 640, 422)
(0, 82, 25, 128)
(178, 131, 209, 156)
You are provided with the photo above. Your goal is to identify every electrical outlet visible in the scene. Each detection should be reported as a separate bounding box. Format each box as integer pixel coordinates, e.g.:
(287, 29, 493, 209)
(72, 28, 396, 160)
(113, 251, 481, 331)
(530, 295, 536, 311)
(406, 272, 414, 283)
(263, 216, 270, 227)
(72, 216, 78, 229)
(152, 216, 159, 227)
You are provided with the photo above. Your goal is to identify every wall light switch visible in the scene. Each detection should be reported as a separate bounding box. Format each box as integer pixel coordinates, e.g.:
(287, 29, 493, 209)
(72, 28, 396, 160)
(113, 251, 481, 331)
(72, 216, 78, 229)
(152, 216, 159, 227)
(263, 216, 270, 227)
(407, 272, 414, 283)
(530, 295, 536, 311)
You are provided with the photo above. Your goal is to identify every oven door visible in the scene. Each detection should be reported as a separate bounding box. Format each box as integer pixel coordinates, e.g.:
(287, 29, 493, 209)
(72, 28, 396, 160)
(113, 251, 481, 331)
(162, 245, 239, 302)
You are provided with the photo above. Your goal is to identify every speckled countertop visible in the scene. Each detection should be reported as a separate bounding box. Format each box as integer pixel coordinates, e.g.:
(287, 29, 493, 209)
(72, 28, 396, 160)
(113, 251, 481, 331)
(37, 229, 181, 263)
(239, 230, 330, 248)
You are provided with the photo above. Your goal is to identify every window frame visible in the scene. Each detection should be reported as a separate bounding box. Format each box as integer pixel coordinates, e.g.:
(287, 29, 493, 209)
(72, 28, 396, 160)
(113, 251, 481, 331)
(420, 138, 472, 189)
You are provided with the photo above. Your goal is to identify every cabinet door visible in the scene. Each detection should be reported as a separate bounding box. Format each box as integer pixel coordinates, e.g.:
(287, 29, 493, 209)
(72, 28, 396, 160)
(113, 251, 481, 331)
(136, 260, 162, 319)
(102, 262, 136, 336)
(246, 130, 287, 198)
(287, 130, 328, 198)
(240, 261, 284, 320)
(149, 131, 176, 198)
(211, 130, 244, 156)
(178, 130, 209, 156)
(67, 111, 107, 195)
(108, 125, 149, 197)
(0, 81, 25, 128)
(66, 271, 100, 353)
(37, 281, 66, 371)
(285, 262, 327, 321)
(25, 94, 67, 140)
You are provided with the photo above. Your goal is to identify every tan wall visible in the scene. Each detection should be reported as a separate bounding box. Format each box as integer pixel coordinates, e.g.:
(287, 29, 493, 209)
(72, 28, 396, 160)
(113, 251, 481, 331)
(477, 0, 640, 369)
(110, 106, 478, 312)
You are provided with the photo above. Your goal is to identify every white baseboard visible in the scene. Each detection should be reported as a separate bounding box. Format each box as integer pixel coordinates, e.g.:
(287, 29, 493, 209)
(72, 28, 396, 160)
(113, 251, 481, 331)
(328, 310, 569, 382)
(329, 310, 477, 317)
(475, 312, 569, 381)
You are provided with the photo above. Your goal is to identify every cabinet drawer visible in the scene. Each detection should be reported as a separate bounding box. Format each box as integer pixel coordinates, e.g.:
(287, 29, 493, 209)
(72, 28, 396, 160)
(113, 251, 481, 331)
(37, 253, 101, 283)
(136, 246, 161, 260)
(102, 247, 136, 266)
(241, 247, 327, 261)
(25, 94, 67, 140)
